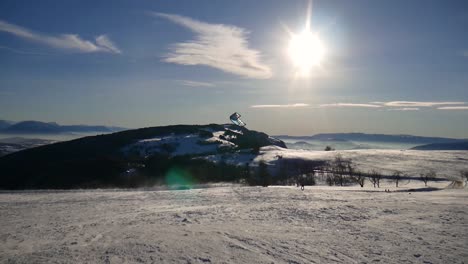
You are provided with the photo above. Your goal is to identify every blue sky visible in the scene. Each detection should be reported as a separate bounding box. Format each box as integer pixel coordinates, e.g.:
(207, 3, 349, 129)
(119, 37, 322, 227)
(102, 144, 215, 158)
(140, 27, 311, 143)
(0, 0, 467, 138)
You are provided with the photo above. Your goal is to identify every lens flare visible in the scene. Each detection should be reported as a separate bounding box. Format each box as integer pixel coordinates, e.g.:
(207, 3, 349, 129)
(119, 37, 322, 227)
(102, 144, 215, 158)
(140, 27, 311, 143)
(165, 167, 193, 190)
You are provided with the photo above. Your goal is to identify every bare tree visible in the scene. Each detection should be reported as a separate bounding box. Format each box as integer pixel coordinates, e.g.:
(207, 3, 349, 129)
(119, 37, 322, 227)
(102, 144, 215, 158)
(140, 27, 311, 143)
(392, 171, 402, 188)
(420, 170, 436, 187)
(353, 170, 365, 187)
(331, 154, 347, 186)
(460, 170, 468, 184)
(368, 169, 382, 188)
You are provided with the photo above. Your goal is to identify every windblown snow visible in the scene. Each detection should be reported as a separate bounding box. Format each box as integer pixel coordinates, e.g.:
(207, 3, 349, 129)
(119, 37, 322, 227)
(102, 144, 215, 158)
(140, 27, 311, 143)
(1, 183, 467, 263)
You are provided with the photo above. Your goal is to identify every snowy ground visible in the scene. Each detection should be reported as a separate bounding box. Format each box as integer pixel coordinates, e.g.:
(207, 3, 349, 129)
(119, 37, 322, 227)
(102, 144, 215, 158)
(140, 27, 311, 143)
(257, 147, 468, 179)
(1, 183, 467, 263)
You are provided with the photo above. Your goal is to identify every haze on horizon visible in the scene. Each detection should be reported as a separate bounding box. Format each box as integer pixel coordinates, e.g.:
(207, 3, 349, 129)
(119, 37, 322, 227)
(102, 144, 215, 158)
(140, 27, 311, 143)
(0, 0, 467, 138)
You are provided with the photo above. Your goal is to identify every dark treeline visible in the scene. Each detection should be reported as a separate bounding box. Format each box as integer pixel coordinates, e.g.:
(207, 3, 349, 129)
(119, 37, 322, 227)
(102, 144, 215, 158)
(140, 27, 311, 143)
(0, 151, 452, 189)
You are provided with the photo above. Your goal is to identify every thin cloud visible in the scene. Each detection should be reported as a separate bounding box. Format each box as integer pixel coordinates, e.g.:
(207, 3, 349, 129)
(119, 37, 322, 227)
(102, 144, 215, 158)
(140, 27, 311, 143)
(383, 101, 465, 107)
(95, 35, 121, 54)
(0, 45, 53, 55)
(319, 103, 382, 108)
(388, 107, 420, 111)
(437, 106, 468, 110)
(154, 13, 272, 79)
(178, 80, 215, 87)
(0, 20, 121, 54)
(251, 103, 309, 108)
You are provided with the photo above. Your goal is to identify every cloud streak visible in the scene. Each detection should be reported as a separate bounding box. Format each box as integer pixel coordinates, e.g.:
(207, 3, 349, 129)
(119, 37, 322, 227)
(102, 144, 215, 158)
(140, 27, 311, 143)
(319, 103, 382, 108)
(437, 106, 468, 110)
(0, 20, 121, 54)
(178, 80, 215, 87)
(388, 107, 420, 111)
(155, 13, 272, 79)
(251, 103, 309, 108)
(383, 101, 465, 107)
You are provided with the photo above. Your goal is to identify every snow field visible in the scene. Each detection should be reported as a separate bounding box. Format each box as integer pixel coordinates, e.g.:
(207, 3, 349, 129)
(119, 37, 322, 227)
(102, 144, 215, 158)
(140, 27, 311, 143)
(1, 184, 467, 263)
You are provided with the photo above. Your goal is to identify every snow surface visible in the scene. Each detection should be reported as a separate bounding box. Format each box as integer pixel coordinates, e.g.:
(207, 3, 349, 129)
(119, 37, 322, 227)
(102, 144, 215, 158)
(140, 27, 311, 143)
(121, 129, 239, 158)
(122, 134, 222, 157)
(1, 183, 467, 263)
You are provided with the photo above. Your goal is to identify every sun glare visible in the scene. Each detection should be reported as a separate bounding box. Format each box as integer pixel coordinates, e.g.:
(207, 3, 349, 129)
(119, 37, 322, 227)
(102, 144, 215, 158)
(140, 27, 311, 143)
(288, 30, 325, 76)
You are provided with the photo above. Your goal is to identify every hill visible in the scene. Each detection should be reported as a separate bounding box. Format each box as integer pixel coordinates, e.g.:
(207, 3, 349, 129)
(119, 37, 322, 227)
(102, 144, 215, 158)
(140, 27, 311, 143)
(0, 124, 286, 189)
(0, 120, 14, 130)
(411, 141, 468, 150)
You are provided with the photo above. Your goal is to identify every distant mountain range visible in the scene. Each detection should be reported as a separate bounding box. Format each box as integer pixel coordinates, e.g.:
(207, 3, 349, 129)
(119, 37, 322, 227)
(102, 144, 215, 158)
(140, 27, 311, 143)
(276, 133, 467, 144)
(0, 120, 126, 134)
(411, 141, 468, 150)
(0, 120, 15, 130)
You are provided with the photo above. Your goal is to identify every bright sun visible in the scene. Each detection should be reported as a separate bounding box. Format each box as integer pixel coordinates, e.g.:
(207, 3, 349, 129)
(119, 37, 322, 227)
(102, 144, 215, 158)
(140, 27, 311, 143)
(288, 30, 325, 76)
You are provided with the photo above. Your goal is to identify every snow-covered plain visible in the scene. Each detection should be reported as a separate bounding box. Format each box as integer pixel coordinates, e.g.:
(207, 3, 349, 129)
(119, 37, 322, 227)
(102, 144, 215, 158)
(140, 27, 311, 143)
(257, 147, 468, 179)
(1, 183, 467, 263)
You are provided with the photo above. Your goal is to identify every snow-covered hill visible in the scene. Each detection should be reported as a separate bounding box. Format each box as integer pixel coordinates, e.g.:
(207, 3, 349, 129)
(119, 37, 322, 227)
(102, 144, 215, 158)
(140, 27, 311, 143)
(122, 125, 246, 157)
(0, 124, 287, 189)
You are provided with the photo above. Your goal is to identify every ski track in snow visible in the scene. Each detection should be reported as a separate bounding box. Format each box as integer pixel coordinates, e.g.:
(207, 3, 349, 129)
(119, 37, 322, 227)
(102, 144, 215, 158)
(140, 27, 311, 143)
(1, 184, 467, 263)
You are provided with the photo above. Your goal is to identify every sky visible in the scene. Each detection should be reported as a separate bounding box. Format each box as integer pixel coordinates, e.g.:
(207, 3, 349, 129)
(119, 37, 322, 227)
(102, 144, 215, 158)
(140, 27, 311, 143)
(0, 0, 467, 138)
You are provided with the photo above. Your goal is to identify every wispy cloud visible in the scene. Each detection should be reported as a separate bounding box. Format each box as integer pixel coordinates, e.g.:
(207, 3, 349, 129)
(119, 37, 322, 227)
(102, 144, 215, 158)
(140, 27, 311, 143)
(388, 107, 420, 111)
(383, 101, 465, 107)
(178, 80, 215, 87)
(0, 45, 53, 55)
(251, 103, 309, 108)
(0, 20, 121, 54)
(437, 106, 468, 110)
(95, 35, 121, 54)
(462, 50, 468, 57)
(319, 103, 382, 108)
(154, 13, 272, 79)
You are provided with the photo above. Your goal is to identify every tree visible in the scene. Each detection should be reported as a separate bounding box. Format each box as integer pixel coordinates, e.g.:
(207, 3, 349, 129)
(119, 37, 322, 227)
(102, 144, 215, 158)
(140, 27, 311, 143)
(331, 154, 347, 186)
(241, 163, 251, 183)
(324, 146, 334, 151)
(420, 170, 436, 187)
(276, 160, 288, 185)
(258, 161, 271, 187)
(460, 170, 468, 183)
(392, 171, 402, 187)
(353, 170, 365, 187)
(368, 169, 382, 188)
